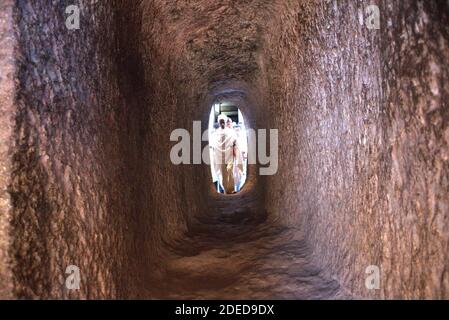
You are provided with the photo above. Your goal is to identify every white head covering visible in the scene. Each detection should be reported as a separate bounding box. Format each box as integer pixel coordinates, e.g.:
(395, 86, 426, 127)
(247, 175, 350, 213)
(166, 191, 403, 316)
(217, 114, 227, 123)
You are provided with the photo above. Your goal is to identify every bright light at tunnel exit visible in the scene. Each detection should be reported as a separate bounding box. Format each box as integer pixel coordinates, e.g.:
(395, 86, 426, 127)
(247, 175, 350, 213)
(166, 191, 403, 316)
(208, 104, 248, 194)
(169, 116, 279, 176)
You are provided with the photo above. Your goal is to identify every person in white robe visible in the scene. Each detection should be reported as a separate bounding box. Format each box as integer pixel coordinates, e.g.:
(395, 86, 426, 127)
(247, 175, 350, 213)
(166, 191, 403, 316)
(210, 114, 241, 194)
(233, 124, 246, 190)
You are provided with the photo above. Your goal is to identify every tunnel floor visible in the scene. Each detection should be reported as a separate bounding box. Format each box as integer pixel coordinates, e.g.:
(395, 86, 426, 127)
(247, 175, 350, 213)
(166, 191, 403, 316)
(145, 192, 348, 299)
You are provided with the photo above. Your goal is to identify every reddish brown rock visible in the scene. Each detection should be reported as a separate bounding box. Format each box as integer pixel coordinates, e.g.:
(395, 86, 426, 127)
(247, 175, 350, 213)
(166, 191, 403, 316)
(0, 0, 447, 299)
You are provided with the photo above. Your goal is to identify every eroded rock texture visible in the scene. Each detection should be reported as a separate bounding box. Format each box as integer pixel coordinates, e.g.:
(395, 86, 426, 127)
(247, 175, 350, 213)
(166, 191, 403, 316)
(262, 1, 449, 299)
(0, 0, 15, 300)
(0, 0, 447, 299)
(9, 0, 138, 298)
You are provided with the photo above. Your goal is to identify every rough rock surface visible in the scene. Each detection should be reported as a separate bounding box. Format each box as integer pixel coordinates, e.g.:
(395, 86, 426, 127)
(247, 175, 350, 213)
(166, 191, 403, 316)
(0, 0, 15, 300)
(0, 0, 447, 299)
(261, 0, 449, 299)
(146, 186, 348, 299)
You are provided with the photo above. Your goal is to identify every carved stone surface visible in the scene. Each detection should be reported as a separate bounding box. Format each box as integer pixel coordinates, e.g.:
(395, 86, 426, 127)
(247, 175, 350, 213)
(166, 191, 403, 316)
(0, 0, 447, 299)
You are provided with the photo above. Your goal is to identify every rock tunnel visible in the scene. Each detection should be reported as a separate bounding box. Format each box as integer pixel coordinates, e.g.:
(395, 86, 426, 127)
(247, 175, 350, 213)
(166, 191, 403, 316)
(0, 0, 448, 299)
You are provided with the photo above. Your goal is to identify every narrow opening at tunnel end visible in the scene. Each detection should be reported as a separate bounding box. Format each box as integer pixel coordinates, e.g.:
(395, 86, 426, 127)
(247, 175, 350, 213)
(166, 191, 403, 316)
(208, 103, 248, 194)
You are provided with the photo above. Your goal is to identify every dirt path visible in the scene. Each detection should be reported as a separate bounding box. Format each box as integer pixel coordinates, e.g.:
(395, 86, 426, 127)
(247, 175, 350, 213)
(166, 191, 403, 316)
(145, 191, 348, 299)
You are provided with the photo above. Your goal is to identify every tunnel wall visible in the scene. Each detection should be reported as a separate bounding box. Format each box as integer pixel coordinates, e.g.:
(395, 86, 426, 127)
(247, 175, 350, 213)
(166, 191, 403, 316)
(4, 0, 448, 300)
(1, 0, 216, 298)
(114, 0, 216, 294)
(8, 0, 149, 298)
(6, 0, 263, 299)
(0, 0, 15, 299)
(261, 0, 449, 298)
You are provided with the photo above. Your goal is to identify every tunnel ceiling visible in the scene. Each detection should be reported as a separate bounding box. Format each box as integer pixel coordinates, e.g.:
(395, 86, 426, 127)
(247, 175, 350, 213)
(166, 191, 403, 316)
(140, 0, 276, 89)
